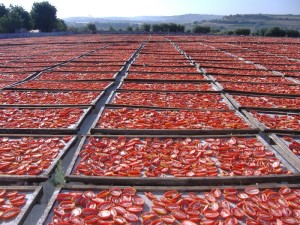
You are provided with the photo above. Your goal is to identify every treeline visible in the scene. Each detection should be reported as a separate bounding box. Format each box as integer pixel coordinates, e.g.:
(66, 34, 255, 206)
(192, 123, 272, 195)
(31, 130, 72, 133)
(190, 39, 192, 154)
(225, 27, 300, 37)
(136, 24, 299, 37)
(82, 22, 299, 38)
(253, 27, 300, 37)
(0, 2, 66, 33)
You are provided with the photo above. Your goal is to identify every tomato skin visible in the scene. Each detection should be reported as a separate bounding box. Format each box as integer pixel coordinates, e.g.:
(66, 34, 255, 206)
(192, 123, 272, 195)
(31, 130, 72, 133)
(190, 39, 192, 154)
(231, 207, 244, 219)
(70, 216, 84, 225)
(225, 194, 239, 203)
(161, 215, 176, 224)
(0, 189, 7, 198)
(281, 217, 299, 225)
(84, 214, 99, 223)
(293, 209, 300, 218)
(224, 217, 238, 225)
(114, 216, 127, 225)
(203, 210, 219, 219)
(200, 219, 215, 225)
(11, 199, 26, 207)
(182, 220, 198, 225)
(244, 186, 260, 196)
(1, 207, 21, 220)
(243, 204, 257, 217)
(142, 212, 157, 221)
(123, 212, 139, 222)
(171, 209, 188, 220)
(152, 206, 168, 215)
(220, 208, 231, 218)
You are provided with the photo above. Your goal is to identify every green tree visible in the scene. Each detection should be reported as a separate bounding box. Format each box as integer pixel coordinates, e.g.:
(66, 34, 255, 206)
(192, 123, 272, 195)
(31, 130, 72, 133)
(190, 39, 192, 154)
(193, 25, 211, 34)
(286, 29, 299, 37)
(0, 4, 8, 17)
(51, 160, 66, 187)
(109, 26, 115, 31)
(151, 23, 184, 33)
(211, 28, 221, 34)
(55, 18, 67, 31)
(168, 23, 184, 32)
(227, 30, 234, 35)
(253, 27, 268, 36)
(87, 23, 97, 33)
(265, 27, 286, 37)
(0, 11, 23, 33)
(152, 24, 161, 32)
(134, 26, 140, 32)
(9, 5, 32, 30)
(126, 26, 133, 32)
(140, 23, 151, 32)
(30, 1, 57, 32)
(234, 28, 251, 36)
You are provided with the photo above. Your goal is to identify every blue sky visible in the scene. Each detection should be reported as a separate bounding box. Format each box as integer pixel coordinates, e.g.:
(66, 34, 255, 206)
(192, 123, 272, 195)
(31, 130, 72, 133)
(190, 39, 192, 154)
(2, 0, 300, 18)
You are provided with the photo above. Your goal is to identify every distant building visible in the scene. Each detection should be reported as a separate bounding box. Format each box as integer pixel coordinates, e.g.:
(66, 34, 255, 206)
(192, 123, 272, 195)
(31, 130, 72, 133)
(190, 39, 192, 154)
(30, 29, 40, 33)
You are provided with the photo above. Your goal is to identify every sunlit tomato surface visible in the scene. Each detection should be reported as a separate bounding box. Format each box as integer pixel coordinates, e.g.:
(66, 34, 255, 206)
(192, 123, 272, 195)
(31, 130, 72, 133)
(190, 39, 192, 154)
(64, 61, 125, 66)
(0, 91, 101, 105)
(280, 71, 300, 77)
(211, 75, 293, 84)
(111, 92, 230, 109)
(73, 136, 291, 177)
(126, 73, 207, 81)
(283, 136, 300, 156)
(97, 108, 251, 130)
(0, 67, 43, 72)
(0, 81, 15, 89)
(0, 136, 72, 175)
(221, 82, 300, 95)
(120, 81, 215, 91)
(133, 61, 193, 66)
(36, 72, 116, 81)
(52, 65, 122, 72)
(129, 65, 199, 73)
(12, 81, 112, 90)
(0, 73, 31, 82)
(142, 186, 300, 225)
(205, 68, 275, 76)
(0, 190, 27, 221)
(250, 111, 300, 131)
(231, 95, 300, 109)
(48, 188, 144, 225)
(202, 62, 258, 70)
(0, 108, 85, 128)
(265, 64, 300, 71)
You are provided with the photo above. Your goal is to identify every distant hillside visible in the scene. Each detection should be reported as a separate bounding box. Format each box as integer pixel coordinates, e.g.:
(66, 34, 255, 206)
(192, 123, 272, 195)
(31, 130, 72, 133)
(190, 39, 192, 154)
(64, 13, 300, 33)
(195, 14, 300, 32)
(64, 14, 222, 24)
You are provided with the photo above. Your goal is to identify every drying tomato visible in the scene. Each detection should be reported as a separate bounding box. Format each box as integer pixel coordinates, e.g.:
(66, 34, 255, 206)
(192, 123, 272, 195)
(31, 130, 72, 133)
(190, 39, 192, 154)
(0, 136, 72, 175)
(111, 92, 230, 109)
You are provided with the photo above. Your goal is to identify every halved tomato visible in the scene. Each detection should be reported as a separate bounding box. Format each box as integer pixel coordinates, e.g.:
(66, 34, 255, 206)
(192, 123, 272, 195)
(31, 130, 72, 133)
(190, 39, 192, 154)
(171, 209, 188, 220)
(98, 210, 111, 219)
(244, 186, 260, 196)
(59, 201, 76, 210)
(231, 207, 244, 219)
(203, 210, 219, 219)
(182, 220, 197, 225)
(1, 207, 21, 220)
(161, 215, 176, 224)
(109, 187, 122, 197)
(123, 212, 139, 222)
(224, 217, 238, 225)
(220, 208, 231, 218)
